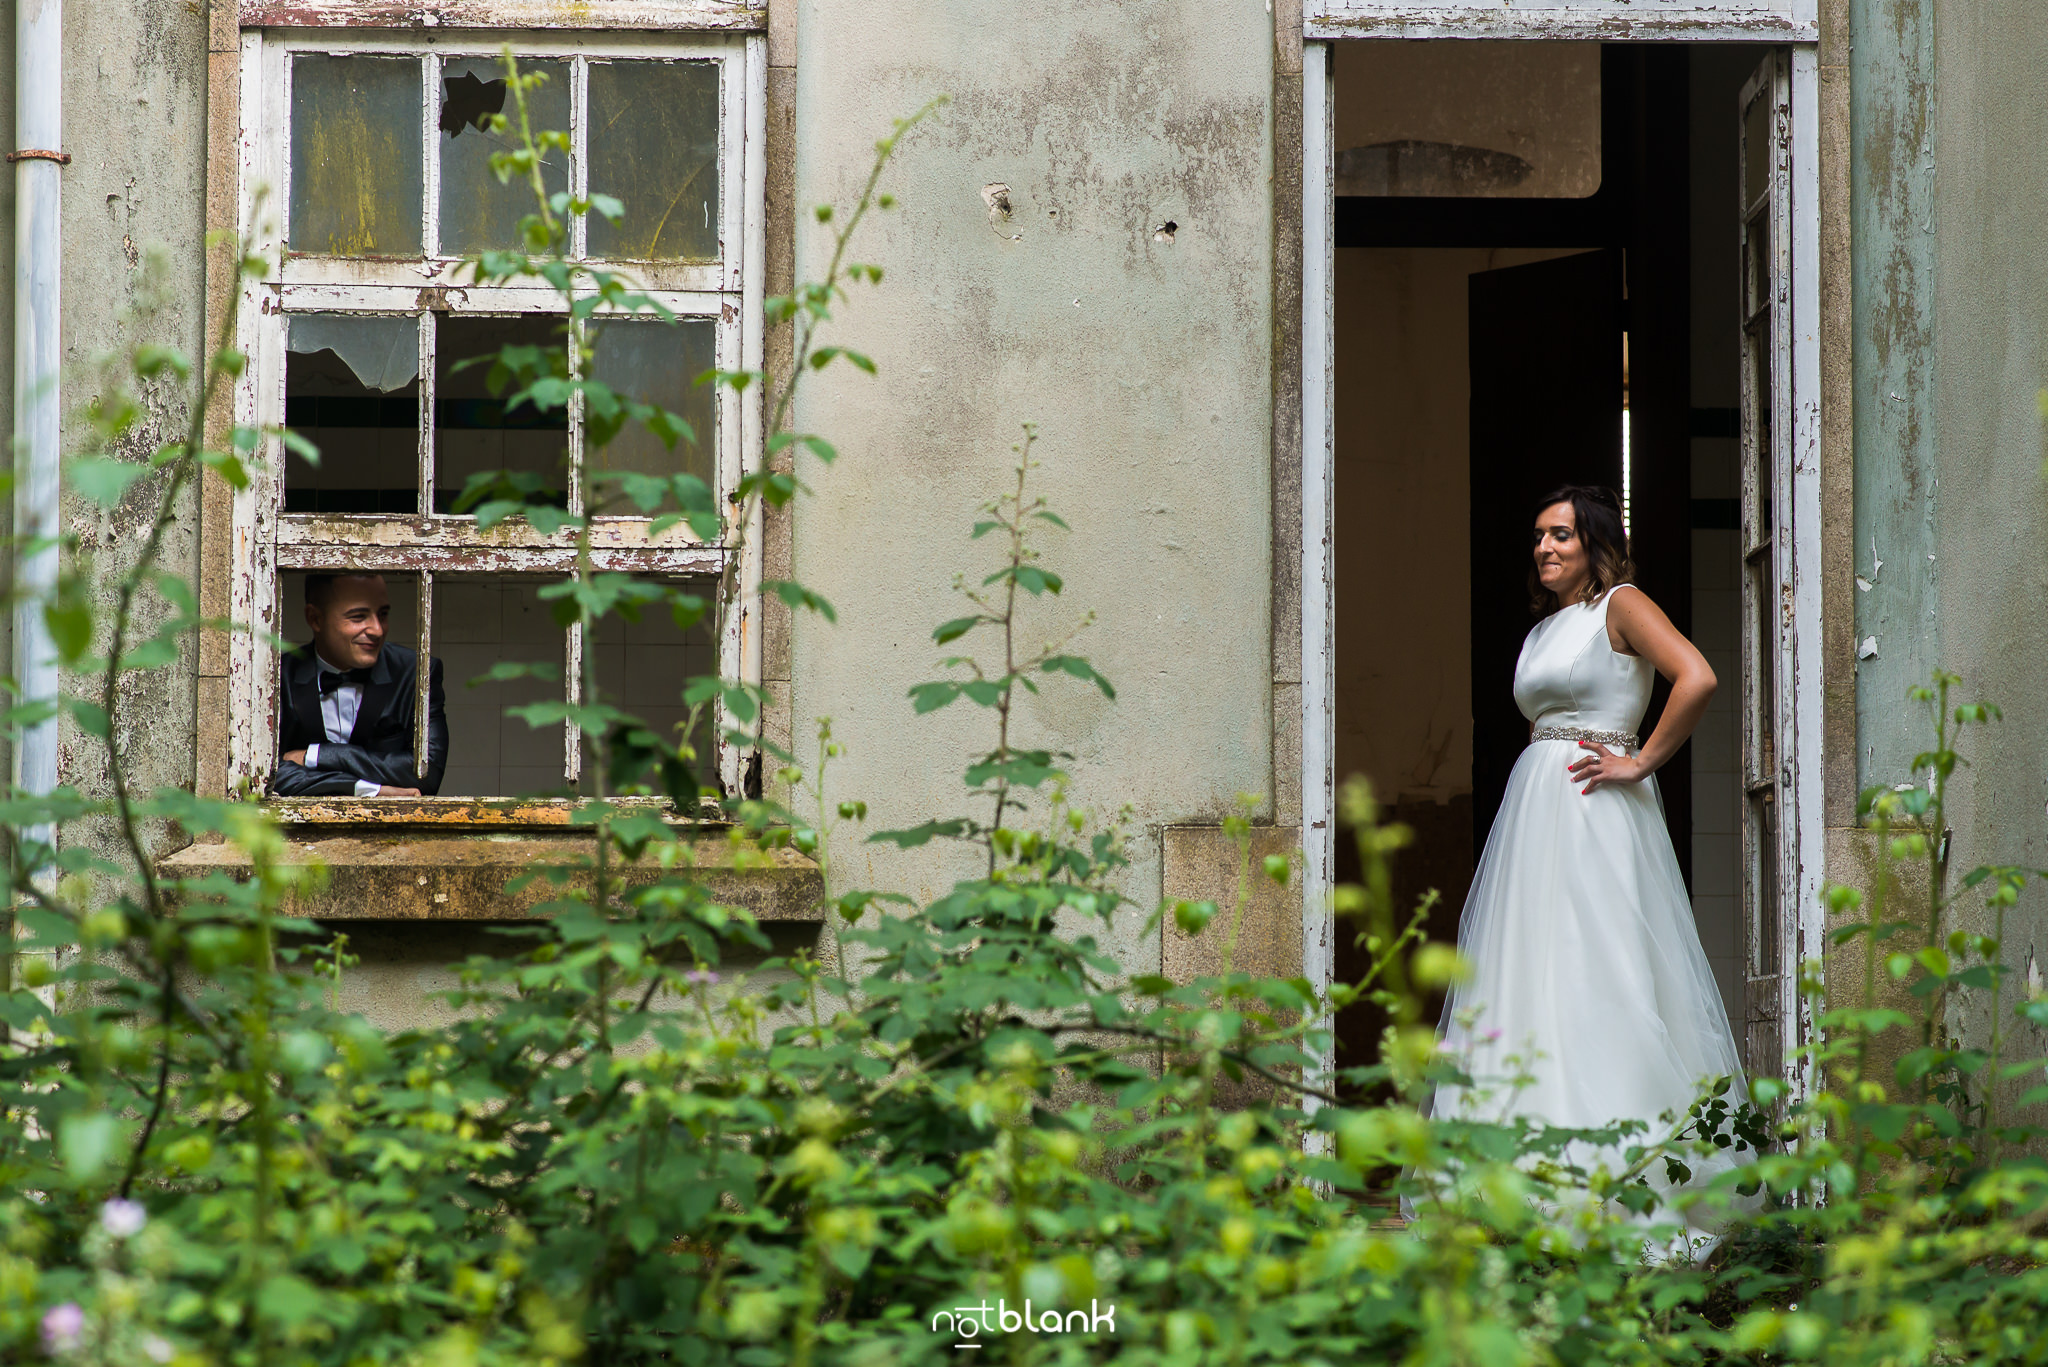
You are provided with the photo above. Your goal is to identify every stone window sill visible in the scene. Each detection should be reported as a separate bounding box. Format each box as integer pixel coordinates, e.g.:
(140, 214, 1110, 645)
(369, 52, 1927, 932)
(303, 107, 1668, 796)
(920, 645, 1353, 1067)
(159, 801, 822, 923)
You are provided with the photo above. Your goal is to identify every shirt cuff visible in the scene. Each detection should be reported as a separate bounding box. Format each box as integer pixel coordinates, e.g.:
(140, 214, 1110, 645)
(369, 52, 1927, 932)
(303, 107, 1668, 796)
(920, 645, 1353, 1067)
(304, 743, 321, 768)
(353, 779, 381, 798)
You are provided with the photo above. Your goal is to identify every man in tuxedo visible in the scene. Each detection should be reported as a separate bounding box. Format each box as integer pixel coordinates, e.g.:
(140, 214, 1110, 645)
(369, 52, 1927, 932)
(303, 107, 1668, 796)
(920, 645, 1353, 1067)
(271, 572, 449, 798)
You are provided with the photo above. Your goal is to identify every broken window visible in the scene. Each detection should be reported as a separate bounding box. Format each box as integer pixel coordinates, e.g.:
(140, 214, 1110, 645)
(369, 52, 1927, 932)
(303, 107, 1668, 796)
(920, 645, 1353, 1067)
(236, 30, 761, 807)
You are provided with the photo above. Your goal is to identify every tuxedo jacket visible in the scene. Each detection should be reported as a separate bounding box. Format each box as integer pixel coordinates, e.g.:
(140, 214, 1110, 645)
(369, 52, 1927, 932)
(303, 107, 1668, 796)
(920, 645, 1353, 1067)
(271, 644, 449, 797)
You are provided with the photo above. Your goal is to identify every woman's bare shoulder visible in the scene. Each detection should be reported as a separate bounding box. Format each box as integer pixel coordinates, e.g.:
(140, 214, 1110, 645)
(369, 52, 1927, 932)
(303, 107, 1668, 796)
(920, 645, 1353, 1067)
(1604, 582, 1664, 620)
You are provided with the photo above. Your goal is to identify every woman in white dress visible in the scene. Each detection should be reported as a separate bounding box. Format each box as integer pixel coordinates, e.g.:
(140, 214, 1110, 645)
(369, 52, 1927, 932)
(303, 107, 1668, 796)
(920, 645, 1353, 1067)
(1430, 484, 1750, 1252)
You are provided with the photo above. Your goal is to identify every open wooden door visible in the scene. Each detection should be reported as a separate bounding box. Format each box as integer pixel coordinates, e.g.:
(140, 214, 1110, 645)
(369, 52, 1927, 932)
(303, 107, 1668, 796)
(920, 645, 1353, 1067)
(1737, 51, 1798, 1089)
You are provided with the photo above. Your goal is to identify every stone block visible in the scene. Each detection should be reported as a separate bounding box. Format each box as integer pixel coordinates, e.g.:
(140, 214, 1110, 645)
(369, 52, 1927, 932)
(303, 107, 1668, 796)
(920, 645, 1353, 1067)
(1160, 824, 1303, 985)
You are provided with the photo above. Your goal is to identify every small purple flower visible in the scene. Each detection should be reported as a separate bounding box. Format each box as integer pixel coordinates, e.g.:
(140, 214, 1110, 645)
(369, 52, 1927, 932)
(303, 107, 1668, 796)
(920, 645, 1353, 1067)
(685, 969, 720, 987)
(40, 1303, 84, 1355)
(100, 1198, 147, 1239)
(1482, 1029, 1504, 1044)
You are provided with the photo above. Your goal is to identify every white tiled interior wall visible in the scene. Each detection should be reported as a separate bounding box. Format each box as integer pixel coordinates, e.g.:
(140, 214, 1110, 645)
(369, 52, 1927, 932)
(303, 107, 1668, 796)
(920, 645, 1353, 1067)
(437, 577, 564, 798)
(437, 576, 718, 799)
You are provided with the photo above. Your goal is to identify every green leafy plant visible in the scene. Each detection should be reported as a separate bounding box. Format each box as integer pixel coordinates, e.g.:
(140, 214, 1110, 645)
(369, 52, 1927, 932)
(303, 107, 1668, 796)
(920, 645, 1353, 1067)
(12, 60, 2048, 1367)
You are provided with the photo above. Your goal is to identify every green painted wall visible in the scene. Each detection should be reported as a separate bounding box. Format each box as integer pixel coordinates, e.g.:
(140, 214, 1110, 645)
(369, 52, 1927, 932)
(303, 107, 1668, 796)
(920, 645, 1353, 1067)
(1850, 0, 1939, 793)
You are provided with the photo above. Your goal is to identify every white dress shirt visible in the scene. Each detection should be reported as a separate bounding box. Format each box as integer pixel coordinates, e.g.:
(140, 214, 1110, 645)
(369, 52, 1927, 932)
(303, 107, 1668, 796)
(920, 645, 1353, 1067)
(308, 652, 381, 798)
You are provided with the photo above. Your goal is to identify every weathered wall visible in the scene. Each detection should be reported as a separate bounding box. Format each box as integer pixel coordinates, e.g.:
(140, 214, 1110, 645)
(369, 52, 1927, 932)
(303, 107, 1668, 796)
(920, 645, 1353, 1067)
(1926, 0, 2048, 1018)
(787, 0, 1276, 967)
(1848, 0, 1938, 789)
(5, 4, 211, 849)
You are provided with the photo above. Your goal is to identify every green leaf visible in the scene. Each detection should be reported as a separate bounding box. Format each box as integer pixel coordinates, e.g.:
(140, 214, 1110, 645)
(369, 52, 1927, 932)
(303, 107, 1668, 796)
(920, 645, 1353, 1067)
(909, 681, 961, 714)
(469, 660, 561, 686)
(868, 819, 972, 849)
(60, 1112, 121, 1183)
(45, 597, 93, 665)
(762, 579, 838, 624)
(66, 699, 111, 739)
(68, 456, 145, 508)
(256, 1273, 323, 1327)
(932, 616, 983, 645)
(280, 428, 322, 465)
(134, 344, 191, 379)
(1014, 566, 1062, 595)
(1041, 655, 1115, 699)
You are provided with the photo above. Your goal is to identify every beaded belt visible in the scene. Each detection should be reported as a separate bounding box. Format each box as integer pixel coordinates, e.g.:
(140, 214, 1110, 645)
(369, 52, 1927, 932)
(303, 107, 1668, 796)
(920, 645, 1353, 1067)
(1531, 725, 1638, 751)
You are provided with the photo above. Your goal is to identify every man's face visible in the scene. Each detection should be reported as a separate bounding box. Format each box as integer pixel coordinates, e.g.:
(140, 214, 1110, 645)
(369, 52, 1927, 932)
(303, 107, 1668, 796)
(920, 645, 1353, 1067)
(306, 575, 391, 670)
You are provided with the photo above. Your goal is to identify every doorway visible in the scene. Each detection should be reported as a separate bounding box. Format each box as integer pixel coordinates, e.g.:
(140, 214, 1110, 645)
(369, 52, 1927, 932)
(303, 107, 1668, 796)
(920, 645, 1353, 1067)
(1323, 42, 1777, 1092)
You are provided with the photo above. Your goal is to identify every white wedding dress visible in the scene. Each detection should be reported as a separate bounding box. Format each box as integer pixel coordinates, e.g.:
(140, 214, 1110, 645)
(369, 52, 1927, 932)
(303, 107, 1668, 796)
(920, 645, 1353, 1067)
(1429, 584, 1752, 1255)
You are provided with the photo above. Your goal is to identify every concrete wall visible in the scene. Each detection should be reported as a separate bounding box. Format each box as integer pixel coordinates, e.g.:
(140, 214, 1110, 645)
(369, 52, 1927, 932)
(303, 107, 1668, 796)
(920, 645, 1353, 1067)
(6, 5, 211, 859)
(786, 0, 1277, 967)
(1926, 0, 2048, 1028)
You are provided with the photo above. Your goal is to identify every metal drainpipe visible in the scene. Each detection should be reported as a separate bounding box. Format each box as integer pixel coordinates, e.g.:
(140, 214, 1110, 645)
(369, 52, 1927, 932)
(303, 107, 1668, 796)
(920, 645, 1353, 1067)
(12, 0, 61, 827)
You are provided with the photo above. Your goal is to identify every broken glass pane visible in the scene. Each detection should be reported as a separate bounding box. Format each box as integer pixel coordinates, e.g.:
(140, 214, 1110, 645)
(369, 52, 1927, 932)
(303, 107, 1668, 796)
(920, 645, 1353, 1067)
(435, 315, 570, 514)
(432, 574, 565, 798)
(439, 57, 570, 256)
(587, 60, 721, 261)
(587, 316, 716, 489)
(289, 54, 423, 257)
(284, 314, 421, 515)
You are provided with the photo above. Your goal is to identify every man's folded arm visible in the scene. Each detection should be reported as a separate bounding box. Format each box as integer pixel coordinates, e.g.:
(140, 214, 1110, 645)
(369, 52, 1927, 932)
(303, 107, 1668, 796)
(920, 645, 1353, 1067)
(270, 760, 367, 797)
(305, 743, 422, 788)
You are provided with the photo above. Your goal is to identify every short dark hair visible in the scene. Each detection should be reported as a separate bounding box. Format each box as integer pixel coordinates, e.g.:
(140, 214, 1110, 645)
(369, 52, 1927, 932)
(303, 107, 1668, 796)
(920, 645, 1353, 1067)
(304, 572, 385, 612)
(1528, 484, 1633, 615)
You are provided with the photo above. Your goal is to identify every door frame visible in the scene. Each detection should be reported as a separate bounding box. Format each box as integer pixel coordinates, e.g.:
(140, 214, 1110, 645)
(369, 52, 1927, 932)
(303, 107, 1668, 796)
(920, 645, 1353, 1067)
(1299, 22, 1825, 1111)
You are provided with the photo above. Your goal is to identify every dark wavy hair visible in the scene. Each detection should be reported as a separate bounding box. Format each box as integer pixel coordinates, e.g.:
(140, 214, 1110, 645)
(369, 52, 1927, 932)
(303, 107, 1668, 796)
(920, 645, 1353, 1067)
(1528, 484, 1634, 615)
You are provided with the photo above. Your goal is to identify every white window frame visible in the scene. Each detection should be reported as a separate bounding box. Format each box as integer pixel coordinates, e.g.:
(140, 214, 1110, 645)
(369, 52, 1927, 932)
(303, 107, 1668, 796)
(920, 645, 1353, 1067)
(1300, 20, 1824, 1107)
(1303, 0, 1816, 41)
(230, 25, 767, 804)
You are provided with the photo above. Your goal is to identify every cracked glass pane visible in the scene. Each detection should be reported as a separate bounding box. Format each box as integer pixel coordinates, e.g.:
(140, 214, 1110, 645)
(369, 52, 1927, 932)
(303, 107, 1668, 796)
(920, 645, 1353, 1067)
(587, 316, 716, 490)
(290, 53, 423, 256)
(587, 59, 721, 261)
(438, 57, 571, 256)
(434, 315, 571, 514)
(284, 314, 421, 515)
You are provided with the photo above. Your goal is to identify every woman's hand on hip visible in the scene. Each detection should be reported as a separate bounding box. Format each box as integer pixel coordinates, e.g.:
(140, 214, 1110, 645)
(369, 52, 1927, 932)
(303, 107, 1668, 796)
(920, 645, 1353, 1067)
(1568, 740, 1646, 794)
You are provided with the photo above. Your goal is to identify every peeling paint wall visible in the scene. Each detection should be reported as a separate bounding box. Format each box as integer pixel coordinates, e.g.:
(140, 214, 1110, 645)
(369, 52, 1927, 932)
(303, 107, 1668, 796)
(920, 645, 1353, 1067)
(1927, 0, 2048, 1031)
(0, 3, 210, 858)
(786, 0, 1276, 970)
(1849, 0, 1938, 790)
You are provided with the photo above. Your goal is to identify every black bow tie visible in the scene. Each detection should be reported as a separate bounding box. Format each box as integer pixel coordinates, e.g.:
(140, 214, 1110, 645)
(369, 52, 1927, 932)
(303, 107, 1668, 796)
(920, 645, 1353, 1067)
(318, 666, 374, 695)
